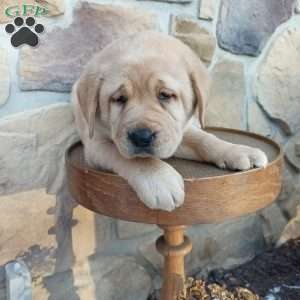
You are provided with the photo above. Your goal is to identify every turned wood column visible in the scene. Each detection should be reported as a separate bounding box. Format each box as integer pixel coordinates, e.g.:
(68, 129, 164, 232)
(156, 225, 192, 300)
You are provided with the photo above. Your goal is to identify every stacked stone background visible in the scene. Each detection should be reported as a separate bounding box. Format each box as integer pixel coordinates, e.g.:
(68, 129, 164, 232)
(0, 0, 300, 299)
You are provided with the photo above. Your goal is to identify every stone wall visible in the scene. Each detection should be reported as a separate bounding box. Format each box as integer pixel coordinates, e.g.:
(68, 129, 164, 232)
(0, 0, 300, 299)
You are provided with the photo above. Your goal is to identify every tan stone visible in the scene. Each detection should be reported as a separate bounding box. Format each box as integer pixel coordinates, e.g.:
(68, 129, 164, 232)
(0, 49, 9, 107)
(171, 15, 216, 65)
(0, 0, 64, 23)
(0, 132, 37, 195)
(0, 188, 119, 283)
(205, 59, 245, 129)
(0, 190, 57, 279)
(171, 15, 209, 34)
(72, 207, 115, 261)
(199, 0, 216, 20)
(278, 206, 300, 246)
(0, 103, 79, 196)
(256, 27, 300, 134)
(34, 255, 152, 300)
(19, 2, 159, 92)
(248, 101, 273, 137)
(40, 0, 64, 16)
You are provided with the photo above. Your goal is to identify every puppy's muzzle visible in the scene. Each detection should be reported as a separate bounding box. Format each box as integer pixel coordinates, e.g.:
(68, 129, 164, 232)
(128, 128, 156, 152)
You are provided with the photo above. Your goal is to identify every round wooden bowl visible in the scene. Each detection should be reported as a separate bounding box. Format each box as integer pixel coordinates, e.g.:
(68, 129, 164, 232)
(66, 127, 283, 226)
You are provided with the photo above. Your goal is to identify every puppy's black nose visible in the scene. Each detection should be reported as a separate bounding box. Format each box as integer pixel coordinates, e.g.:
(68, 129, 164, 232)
(128, 128, 156, 148)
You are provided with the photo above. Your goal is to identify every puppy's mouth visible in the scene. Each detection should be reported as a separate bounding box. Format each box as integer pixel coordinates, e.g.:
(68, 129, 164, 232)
(133, 146, 154, 157)
(116, 145, 156, 159)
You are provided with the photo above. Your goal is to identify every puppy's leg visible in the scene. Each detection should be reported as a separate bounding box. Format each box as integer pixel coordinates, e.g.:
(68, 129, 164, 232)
(86, 139, 185, 211)
(175, 125, 268, 170)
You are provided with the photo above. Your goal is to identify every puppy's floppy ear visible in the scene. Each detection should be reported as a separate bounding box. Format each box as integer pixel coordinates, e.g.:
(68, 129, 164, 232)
(187, 56, 211, 128)
(75, 73, 103, 139)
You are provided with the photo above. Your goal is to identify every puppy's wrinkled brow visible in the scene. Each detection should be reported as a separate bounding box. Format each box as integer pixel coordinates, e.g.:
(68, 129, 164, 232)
(156, 78, 180, 93)
(111, 84, 128, 99)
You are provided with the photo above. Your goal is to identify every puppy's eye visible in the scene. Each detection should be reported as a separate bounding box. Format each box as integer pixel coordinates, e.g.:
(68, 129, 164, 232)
(158, 90, 175, 101)
(113, 95, 128, 105)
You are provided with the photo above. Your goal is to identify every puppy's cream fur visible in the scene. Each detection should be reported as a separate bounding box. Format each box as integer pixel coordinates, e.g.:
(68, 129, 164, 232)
(72, 31, 268, 211)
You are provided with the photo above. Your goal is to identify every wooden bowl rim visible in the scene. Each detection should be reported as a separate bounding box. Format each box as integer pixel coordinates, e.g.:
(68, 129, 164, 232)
(66, 127, 283, 182)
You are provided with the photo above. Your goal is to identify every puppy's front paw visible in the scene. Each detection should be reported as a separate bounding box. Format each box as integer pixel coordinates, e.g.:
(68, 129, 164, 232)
(129, 162, 185, 212)
(216, 145, 268, 171)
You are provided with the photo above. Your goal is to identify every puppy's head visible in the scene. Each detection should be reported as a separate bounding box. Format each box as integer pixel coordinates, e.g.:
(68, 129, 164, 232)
(75, 32, 210, 159)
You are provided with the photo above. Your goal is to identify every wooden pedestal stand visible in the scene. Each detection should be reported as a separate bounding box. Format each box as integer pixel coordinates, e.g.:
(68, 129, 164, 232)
(66, 128, 283, 300)
(156, 225, 192, 299)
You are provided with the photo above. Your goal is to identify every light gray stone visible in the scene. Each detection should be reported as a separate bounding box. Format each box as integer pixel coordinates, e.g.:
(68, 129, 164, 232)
(117, 220, 157, 239)
(248, 102, 273, 137)
(0, 0, 64, 23)
(295, 142, 300, 156)
(256, 27, 300, 135)
(295, 0, 300, 13)
(139, 237, 163, 271)
(285, 131, 300, 171)
(188, 215, 265, 276)
(140, 215, 266, 276)
(0, 288, 5, 300)
(280, 178, 300, 219)
(205, 59, 245, 129)
(259, 203, 287, 245)
(272, 128, 288, 146)
(0, 267, 5, 297)
(138, 0, 192, 2)
(217, 0, 295, 56)
(199, 0, 216, 20)
(5, 260, 32, 300)
(0, 103, 79, 196)
(42, 256, 152, 300)
(171, 15, 216, 65)
(277, 163, 299, 218)
(19, 1, 159, 92)
(0, 49, 9, 107)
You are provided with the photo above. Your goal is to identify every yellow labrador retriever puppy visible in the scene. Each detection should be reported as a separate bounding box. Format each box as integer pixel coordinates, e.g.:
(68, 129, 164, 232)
(72, 31, 267, 211)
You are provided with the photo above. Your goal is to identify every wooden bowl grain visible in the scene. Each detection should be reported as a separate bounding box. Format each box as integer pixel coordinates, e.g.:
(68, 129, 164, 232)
(66, 127, 283, 226)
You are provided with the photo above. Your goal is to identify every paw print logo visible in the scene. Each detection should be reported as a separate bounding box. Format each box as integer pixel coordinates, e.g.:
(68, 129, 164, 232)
(5, 17, 45, 48)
